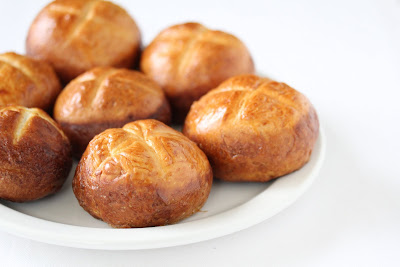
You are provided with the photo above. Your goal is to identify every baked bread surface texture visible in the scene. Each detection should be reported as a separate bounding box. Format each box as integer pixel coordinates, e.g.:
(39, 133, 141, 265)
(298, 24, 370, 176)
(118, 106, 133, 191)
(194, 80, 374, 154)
(0, 52, 61, 110)
(26, 0, 141, 82)
(140, 22, 254, 120)
(0, 106, 72, 202)
(73, 119, 213, 228)
(183, 74, 319, 182)
(53, 67, 171, 156)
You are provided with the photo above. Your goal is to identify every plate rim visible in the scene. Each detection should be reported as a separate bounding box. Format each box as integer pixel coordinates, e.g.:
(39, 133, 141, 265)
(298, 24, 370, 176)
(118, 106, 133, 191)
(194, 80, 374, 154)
(0, 127, 326, 250)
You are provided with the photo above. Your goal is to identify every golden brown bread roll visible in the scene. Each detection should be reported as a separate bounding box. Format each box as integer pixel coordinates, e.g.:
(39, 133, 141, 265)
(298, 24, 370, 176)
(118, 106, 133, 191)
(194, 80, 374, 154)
(140, 22, 254, 121)
(183, 74, 319, 182)
(73, 119, 213, 228)
(0, 52, 61, 110)
(0, 106, 72, 202)
(53, 67, 171, 157)
(26, 0, 141, 83)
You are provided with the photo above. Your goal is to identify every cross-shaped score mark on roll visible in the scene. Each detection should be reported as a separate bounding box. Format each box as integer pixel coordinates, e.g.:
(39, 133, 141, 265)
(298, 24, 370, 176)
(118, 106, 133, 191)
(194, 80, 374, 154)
(0, 54, 41, 94)
(50, 1, 134, 49)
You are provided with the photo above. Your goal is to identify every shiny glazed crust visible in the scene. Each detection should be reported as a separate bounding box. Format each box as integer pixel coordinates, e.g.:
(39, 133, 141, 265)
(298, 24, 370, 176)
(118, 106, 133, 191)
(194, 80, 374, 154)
(183, 74, 319, 182)
(0, 52, 61, 110)
(26, 0, 141, 82)
(73, 119, 213, 228)
(140, 22, 254, 121)
(0, 106, 72, 202)
(53, 67, 171, 156)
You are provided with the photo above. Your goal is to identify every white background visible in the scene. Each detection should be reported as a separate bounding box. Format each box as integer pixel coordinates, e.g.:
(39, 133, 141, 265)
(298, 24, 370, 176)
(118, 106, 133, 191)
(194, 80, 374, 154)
(1, 0, 400, 266)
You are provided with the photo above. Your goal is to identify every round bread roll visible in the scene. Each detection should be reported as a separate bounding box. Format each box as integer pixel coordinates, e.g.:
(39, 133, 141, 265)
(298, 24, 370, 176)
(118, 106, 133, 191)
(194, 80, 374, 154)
(26, 0, 141, 82)
(54, 67, 171, 156)
(73, 119, 213, 228)
(0, 106, 72, 202)
(140, 22, 254, 121)
(0, 52, 61, 110)
(183, 74, 319, 182)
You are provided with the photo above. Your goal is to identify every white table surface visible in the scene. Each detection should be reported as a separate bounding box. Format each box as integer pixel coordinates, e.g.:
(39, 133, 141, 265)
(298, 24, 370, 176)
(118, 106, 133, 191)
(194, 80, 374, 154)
(1, 0, 399, 266)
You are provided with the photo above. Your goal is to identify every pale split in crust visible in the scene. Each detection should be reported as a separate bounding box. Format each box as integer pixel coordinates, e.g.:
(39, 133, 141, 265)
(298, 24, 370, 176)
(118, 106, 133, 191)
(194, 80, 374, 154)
(11, 107, 67, 144)
(0, 106, 72, 202)
(183, 74, 319, 182)
(73, 119, 213, 228)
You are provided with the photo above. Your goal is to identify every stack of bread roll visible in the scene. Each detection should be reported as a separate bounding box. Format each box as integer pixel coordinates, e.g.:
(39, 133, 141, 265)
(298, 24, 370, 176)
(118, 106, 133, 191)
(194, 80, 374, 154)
(0, 0, 319, 228)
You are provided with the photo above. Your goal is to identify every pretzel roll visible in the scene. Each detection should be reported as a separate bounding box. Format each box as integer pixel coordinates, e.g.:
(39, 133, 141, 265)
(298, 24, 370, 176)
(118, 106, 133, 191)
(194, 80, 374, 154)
(73, 119, 213, 228)
(183, 74, 319, 182)
(0, 52, 61, 110)
(0, 106, 72, 202)
(26, 0, 141, 82)
(140, 22, 254, 121)
(54, 67, 171, 156)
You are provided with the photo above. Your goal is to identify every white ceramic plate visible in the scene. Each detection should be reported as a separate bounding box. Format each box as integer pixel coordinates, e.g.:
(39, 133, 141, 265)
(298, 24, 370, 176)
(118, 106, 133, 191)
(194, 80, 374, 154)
(0, 128, 325, 250)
